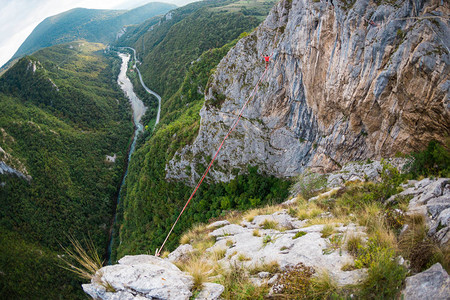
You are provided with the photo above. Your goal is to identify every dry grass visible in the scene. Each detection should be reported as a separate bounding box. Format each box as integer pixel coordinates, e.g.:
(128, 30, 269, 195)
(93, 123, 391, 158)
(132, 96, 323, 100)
(296, 199, 324, 220)
(160, 251, 170, 259)
(226, 211, 245, 225)
(309, 270, 339, 299)
(177, 256, 216, 292)
(59, 236, 103, 281)
(248, 261, 280, 275)
(179, 223, 210, 245)
(253, 229, 261, 237)
(219, 262, 270, 299)
(399, 214, 450, 272)
(237, 253, 252, 262)
(261, 219, 279, 230)
(321, 225, 335, 238)
(243, 205, 280, 222)
(307, 216, 352, 226)
(346, 235, 364, 257)
(209, 247, 227, 261)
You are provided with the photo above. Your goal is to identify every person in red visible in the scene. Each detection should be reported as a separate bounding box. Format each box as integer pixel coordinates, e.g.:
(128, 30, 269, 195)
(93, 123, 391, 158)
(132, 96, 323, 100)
(262, 53, 273, 68)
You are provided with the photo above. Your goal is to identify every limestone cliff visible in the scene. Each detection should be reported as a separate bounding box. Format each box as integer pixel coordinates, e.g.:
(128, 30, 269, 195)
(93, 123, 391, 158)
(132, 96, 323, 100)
(167, 0, 449, 183)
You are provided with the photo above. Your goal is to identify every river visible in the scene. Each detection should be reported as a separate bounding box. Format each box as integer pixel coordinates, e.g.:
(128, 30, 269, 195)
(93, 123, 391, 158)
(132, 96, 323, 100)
(106, 51, 160, 263)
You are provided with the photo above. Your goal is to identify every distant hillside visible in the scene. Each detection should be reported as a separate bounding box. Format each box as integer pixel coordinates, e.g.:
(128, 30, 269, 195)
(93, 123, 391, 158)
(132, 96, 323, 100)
(0, 42, 132, 298)
(9, 2, 176, 62)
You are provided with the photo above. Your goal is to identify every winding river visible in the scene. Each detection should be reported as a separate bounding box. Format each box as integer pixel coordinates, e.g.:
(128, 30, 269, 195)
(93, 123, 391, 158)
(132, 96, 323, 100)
(106, 50, 161, 263)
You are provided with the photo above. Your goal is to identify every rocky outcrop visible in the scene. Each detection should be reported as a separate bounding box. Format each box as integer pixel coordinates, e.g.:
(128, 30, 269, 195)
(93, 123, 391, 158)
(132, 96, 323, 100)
(206, 210, 368, 287)
(402, 263, 450, 300)
(83, 255, 195, 300)
(167, 0, 449, 184)
(0, 161, 30, 181)
(390, 177, 450, 245)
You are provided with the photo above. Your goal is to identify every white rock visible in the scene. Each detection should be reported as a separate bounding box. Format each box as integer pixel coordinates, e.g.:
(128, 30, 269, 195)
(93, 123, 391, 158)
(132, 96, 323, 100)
(209, 224, 246, 237)
(195, 282, 224, 300)
(167, 244, 194, 263)
(84, 255, 193, 300)
(207, 220, 230, 229)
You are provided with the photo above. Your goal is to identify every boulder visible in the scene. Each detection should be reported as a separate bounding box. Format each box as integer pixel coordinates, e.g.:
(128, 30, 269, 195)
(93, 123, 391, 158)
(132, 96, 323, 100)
(167, 244, 195, 263)
(402, 263, 450, 300)
(195, 282, 224, 300)
(83, 255, 193, 300)
(209, 224, 246, 237)
(207, 220, 230, 229)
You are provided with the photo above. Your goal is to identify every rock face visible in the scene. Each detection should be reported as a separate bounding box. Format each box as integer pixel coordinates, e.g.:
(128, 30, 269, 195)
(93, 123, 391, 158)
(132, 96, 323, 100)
(402, 263, 450, 300)
(390, 177, 450, 245)
(167, 0, 449, 184)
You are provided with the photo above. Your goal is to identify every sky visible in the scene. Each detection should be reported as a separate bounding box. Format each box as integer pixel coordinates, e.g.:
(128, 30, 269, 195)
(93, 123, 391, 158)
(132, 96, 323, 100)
(0, 0, 197, 68)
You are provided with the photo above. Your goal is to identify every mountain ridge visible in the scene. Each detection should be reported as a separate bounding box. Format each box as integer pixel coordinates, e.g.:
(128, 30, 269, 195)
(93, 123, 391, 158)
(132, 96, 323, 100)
(6, 2, 176, 68)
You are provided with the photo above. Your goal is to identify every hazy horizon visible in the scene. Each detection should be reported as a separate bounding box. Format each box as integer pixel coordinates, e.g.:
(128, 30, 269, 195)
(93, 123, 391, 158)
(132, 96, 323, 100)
(0, 0, 199, 68)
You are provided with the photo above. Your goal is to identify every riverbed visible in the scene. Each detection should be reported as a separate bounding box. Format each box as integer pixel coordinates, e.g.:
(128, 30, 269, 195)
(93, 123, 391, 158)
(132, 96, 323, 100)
(106, 52, 147, 263)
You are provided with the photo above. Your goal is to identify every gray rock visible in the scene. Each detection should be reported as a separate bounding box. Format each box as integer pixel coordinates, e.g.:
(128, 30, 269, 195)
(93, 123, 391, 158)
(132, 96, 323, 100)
(195, 282, 224, 300)
(282, 197, 298, 206)
(167, 244, 194, 263)
(402, 263, 450, 300)
(267, 274, 279, 285)
(83, 255, 193, 300)
(404, 178, 450, 244)
(209, 224, 246, 237)
(207, 220, 230, 229)
(438, 208, 450, 227)
(258, 271, 271, 279)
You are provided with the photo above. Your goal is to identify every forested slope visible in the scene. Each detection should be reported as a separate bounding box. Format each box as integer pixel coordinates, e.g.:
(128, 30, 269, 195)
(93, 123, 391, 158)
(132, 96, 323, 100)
(0, 42, 132, 298)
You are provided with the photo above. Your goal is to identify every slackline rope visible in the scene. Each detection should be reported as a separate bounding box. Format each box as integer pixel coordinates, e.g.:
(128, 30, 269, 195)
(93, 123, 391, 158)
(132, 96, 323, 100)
(156, 64, 271, 256)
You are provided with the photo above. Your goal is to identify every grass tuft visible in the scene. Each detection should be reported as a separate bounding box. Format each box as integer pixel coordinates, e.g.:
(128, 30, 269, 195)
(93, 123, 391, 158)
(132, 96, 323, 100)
(59, 235, 103, 281)
(261, 219, 278, 230)
(320, 225, 335, 238)
(293, 231, 307, 239)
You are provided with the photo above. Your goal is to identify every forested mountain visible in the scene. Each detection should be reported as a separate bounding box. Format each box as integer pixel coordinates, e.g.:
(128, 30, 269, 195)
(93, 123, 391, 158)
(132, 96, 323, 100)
(9, 2, 176, 63)
(0, 42, 132, 298)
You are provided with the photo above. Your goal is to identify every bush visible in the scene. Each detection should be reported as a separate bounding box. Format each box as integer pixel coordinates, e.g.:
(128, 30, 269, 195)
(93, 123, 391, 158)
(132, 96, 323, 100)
(356, 238, 407, 299)
(407, 140, 450, 178)
(398, 215, 450, 273)
(272, 263, 315, 297)
(290, 172, 327, 200)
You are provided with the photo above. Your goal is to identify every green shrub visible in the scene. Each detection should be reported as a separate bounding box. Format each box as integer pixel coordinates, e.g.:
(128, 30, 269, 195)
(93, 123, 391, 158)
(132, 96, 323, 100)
(356, 238, 407, 299)
(407, 140, 450, 178)
(321, 225, 335, 238)
(346, 235, 363, 257)
(293, 231, 307, 239)
(290, 172, 327, 200)
(220, 263, 269, 300)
